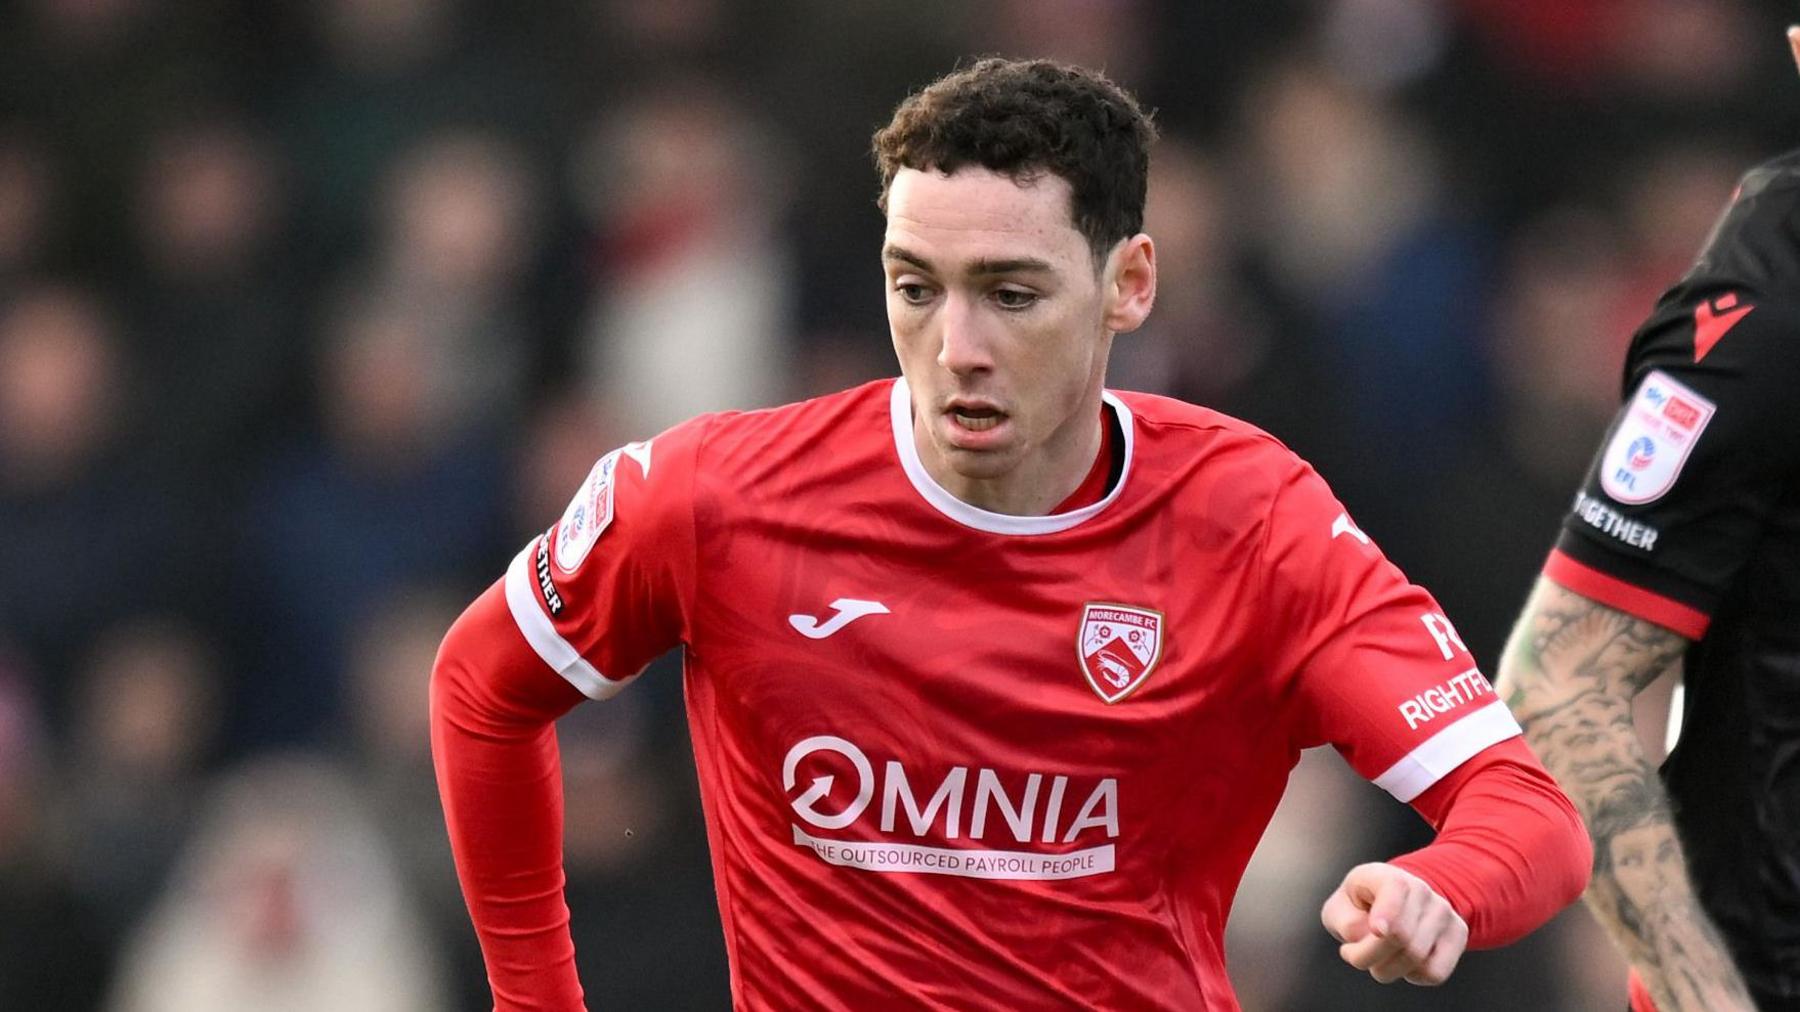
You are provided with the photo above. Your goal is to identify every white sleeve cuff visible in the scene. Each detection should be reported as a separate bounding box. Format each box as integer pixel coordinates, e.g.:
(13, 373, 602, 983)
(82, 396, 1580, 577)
(503, 541, 631, 701)
(1371, 700, 1523, 802)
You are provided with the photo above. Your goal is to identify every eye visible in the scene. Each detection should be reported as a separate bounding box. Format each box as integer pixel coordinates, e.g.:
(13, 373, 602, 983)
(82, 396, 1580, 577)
(993, 287, 1038, 310)
(894, 281, 934, 305)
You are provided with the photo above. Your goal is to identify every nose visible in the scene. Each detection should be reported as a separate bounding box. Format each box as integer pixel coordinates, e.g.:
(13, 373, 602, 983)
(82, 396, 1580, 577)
(935, 294, 992, 377)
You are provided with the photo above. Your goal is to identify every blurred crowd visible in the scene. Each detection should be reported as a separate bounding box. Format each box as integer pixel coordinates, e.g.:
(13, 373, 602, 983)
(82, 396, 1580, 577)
(1, 1, 1796, 1009)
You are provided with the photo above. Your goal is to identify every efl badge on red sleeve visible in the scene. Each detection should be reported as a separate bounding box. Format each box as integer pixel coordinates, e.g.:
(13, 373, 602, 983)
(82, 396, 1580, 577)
(1079, 603, 1163, 704)
(554, 448, 621, 574)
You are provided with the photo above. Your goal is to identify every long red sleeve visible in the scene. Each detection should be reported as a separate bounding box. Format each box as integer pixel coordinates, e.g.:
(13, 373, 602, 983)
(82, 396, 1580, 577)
(431, 580, 589, 1011)
(1388, 736, 1592, 949)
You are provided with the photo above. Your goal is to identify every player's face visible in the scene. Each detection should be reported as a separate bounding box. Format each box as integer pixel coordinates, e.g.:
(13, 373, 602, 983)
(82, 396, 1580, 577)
(883, 166, 1154, 514)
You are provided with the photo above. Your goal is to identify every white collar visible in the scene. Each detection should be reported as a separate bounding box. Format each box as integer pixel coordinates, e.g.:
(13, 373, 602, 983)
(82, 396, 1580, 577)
(888, 377, 1135, 536)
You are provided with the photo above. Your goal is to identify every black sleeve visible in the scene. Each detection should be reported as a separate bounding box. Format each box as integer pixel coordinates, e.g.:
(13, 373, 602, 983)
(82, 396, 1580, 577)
(1550, 294, 1800, 636)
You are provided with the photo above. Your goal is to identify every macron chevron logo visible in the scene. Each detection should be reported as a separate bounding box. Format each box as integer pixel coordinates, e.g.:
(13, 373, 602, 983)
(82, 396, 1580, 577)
(1694, 292, 1753, 363)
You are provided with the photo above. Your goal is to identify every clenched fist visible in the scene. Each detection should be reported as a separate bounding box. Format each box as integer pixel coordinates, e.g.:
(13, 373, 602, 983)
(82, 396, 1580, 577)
(1320, 863, 1468, 986)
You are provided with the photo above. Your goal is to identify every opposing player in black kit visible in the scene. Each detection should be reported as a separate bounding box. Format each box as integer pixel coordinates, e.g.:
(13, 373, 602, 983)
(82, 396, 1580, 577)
(1495, 33, 1800, 1012)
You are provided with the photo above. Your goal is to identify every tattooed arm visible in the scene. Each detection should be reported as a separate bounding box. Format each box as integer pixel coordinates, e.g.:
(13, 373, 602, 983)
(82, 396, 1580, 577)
(1495, 577, 1753, 1012)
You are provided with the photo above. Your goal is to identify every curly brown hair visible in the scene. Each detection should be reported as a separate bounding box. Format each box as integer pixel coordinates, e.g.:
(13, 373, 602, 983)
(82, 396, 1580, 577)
(872, 57, 1157, 261)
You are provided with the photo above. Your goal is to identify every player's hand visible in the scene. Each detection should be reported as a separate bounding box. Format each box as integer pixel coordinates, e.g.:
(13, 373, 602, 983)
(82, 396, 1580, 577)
(1319, 862, 1468, 986)
(1789, 25, 1800, 77)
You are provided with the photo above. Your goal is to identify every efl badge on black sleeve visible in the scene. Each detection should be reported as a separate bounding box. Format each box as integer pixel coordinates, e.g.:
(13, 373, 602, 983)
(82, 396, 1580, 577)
(1600, 370, 1715, 505)
(1079, 603, 1163, 704)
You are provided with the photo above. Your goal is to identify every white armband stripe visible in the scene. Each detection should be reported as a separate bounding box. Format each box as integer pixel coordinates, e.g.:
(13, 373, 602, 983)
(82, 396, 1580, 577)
(1372, 700, 1522, 803)
(503, 542, 627, 701)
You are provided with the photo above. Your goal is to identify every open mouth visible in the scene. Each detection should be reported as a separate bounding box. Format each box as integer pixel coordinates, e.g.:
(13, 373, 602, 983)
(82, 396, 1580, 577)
(950, 408, 1004, 432)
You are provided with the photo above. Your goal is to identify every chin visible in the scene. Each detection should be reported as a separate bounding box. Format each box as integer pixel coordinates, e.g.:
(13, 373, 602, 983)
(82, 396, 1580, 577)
(940, 444, 1020, 481)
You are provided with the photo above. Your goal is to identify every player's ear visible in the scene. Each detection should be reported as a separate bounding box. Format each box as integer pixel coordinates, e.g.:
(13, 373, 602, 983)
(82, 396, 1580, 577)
(1789, 26, 1800, 78)
(1102, 234, 1156, 335)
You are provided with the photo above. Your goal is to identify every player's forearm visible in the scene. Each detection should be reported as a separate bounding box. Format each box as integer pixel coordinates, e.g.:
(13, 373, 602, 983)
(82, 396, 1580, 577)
(1390, 744, 1589, 949)
(431, 581, 589, 1011)
(1496, 578, 1752, 1012)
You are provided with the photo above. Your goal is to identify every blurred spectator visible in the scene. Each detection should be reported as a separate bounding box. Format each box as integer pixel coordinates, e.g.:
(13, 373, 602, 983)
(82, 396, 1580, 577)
(0, 1, 249, 271)
(1235, 55, 1491, 536)
(136, 116, 282, 282)
(1441, 0, 1787, 219)
(125, 114, 301, 489)
(979, 0, 1152, 88)
(571, 77, 797, 432)
(106, 755, 448, 1012)
(1604, 0, 1759, 104)
(751, 0, 965, 350)
(345, 592, 451, 794)
(1453, 0, 1635, 93)
(316, 0, 455, 79)
(1318, 0, 1451, 91)
(61, 619, 220, 953)
(1402, 208, 1629, 664)
(512, 391, 622, 535)
(1118, 136, 1328, 451)
(1453, 0, 1758, 101)
(0, 284, 193, 726)
(0, 286, 118, 489)
(363, 128, 543, 424)
(1615, 142, 1746, 324)
(231, 291, 509, 750)
(342, 589, 487, 1010)
(280, 0, 557, 275)
(0, 662, 110, 1011)
(283, 0, 462, 258)
(580, 0, 738, 72)
(0, 128, 58, 281)
(379, 130, 538, 303)
(1111, 138, 1245, 399)
(1489, 208, 1636, 488)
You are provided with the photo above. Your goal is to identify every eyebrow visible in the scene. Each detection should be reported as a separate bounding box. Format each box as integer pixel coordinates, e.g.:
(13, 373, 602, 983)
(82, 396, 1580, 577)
(882, 245, 1056, 277)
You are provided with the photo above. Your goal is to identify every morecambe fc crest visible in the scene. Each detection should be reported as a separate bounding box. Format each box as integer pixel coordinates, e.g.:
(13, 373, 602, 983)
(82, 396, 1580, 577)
(1078, 603, 1163, 704)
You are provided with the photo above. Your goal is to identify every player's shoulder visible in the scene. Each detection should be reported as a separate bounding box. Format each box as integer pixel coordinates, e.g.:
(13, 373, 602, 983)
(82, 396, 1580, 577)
(688, 378, 895, 478)
(1646, 145, 1800, 371)
(1113, 388, 1304, 475)
(1695, 147, 1800, 279)
(1112, 389, 1314, 527)
(1627, 284, 1800, 382)
(1725, 146, 1800, 212)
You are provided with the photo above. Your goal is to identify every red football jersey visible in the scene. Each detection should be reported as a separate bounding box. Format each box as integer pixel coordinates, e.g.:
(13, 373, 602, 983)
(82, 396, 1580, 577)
(505, 378, 1520, 1011)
